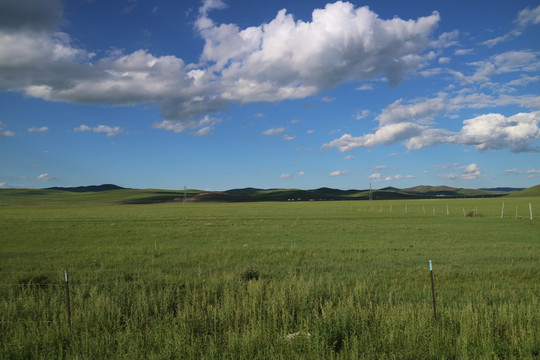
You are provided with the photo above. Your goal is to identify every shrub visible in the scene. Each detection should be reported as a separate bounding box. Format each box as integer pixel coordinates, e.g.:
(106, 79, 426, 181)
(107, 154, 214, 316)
(240, 266, 259, 281)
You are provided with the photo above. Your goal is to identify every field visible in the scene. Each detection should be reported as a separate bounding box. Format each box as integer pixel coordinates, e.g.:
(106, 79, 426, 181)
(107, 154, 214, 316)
(1, 194, 539, 359)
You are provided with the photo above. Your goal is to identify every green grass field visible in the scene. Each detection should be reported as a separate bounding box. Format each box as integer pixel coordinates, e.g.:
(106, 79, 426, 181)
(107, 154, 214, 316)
(1, 194, 539, 359)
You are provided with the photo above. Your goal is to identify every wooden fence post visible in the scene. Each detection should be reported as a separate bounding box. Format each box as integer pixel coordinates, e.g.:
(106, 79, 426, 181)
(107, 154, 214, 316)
(429, 260, 437, 321)
(65, 270, 71, 330)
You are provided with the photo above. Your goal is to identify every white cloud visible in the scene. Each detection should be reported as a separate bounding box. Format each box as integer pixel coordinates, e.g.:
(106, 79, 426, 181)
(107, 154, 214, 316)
(452, 112, 540, 152)
(483, 4, 540, 47)
(0, 121, 15, 137)
(505, 168, 540, 175)
(28, 126, 48, 133)
(298, 171, 305, 176)
(153, 115, 221, 135)
(278, 173, 292, 179)
(35, 173, 57, 182)
(450, 50, 540, 85)
(329, 170, 349, 176)
(261, 127, 295, 140)
(430, 30, 459, 48)
(262, 127, 286, 136)
(306, 129, 315, 134)
(0, 182, 6, 188)
(377, 95, 446, 125)
(344, 155, 354, 160)
(438, 57, 451, 64)
(0, 0, 440, 127)
(370, 173, 415, 182)
(74, 124, 122, 137)
(321, 96, 336, 103)
(356, 84, 374, 91)
(507, 74, 540, 86)
(279, 134, 296, 141)
(193, 126, 213, 136)
(323, 122, 427, 152)
(93, 125, 122, 137)
(324, 80, 540, 153)
(354, 109, 370, 120)
(516, 4, 540, 28)
(455, 49, 473, 56)
(437, 163, 481, 180)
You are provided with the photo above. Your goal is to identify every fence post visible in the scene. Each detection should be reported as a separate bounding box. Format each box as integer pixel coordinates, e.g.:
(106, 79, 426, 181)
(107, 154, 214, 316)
(65, 270, 71, 330)
(429, 260, 437, 321)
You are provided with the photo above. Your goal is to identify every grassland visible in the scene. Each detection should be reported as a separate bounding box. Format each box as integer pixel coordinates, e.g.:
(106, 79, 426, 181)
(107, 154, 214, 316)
(0, 193, 539, 359)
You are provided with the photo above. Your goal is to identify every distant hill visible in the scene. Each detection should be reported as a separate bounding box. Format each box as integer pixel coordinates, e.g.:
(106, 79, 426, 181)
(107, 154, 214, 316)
(46, 184, 126, 192)
(507, 184, 540, 197)
(2, 183, 536, 205)
(479, 187, 525, 193)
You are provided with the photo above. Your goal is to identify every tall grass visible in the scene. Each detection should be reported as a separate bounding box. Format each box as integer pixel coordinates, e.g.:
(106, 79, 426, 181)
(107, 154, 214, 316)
(1, 198, 539, 358)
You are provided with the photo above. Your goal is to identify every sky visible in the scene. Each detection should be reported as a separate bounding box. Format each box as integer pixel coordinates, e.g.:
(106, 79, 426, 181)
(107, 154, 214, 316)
(0, 0, 539, 191)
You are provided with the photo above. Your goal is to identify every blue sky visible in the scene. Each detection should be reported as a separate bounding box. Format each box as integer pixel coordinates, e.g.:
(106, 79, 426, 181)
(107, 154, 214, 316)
(1, 0, 539, 191)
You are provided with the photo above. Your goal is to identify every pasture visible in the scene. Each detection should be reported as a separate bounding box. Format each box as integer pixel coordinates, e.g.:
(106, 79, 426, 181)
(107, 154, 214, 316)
(1, 195, 539, 359)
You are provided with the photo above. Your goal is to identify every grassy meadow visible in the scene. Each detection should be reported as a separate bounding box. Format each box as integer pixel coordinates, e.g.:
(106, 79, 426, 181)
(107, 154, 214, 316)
(1, 193, 539, 359)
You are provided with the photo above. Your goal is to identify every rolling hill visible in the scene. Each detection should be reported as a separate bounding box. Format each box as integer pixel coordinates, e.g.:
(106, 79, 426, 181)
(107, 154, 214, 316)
(0, 184, 534, 204)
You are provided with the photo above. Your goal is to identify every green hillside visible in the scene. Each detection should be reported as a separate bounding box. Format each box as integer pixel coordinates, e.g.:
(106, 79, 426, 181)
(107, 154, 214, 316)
(507, 184, 540, 197)
(0, 188, 199, 205)
(1, 184, 534, 205)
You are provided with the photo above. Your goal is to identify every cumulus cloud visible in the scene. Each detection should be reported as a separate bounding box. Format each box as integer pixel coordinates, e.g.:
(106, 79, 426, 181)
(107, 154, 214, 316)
(329, 170, 349, 176)
(450, 112, 540, 152)
(35, 173, 58, 181)
(356, 84, 374, 91)
(437, 163, 482, 180)
(377, 95, 446, 125)
(354, 109, 370, 120)
(455, 49, 473, 56)
(262, 127, 295, 140)
(153, 115, 221, 135)
(0, 0, 63, 33)
(438, 57, 451, 64)
(324, 79, 540, 153)
(262, 127, 286, 136)
(0, 121, 15, 137)
(0, 0, 440, 129)
(323, 122, 427, 152)
(28, 126, 49, 133)
(74, 124, 123, 137)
